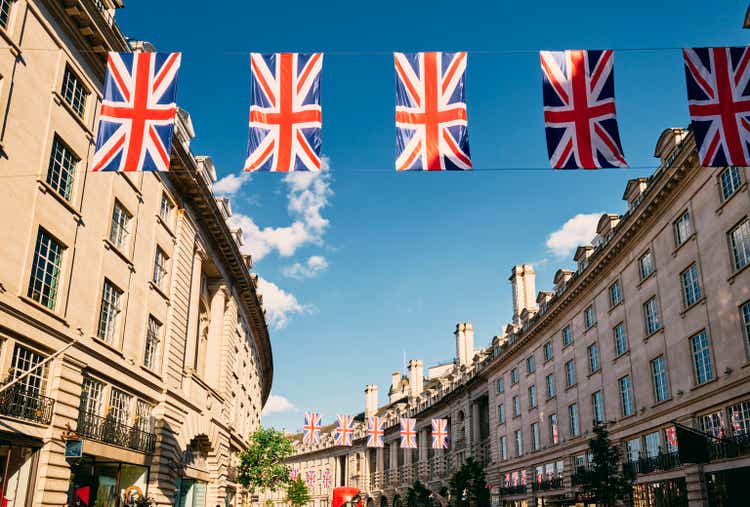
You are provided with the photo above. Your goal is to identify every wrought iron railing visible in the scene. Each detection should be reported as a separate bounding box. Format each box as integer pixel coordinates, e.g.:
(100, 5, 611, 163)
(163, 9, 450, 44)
(0, 385, 54, 425)
(623, 451, 680, 475)
(371, 471, 383, 490)
(709, 433, 750, 461)
(532, 477, 563, 491)
(499, 485, 526, 496)
(571, 466, 588, 486)
(77, 410, 156, 453)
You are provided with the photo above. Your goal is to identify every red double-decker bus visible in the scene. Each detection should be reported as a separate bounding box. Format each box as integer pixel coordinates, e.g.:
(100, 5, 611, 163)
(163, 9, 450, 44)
(331, 487, 362, 507)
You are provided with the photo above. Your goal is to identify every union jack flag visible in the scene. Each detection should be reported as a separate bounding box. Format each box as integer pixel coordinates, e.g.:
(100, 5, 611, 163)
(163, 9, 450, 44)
(400, 418, 417, 448)
(245, 53, 323, 172)
(431, 418, 448, 449)
(92, 52, 181, 172)
(683, 47, 750, 167)
(394, 52, 472, 171)
(334, 414, 355, 447)
(665, 426, 678, 450)
(540, 50, 627, 169)
(306, 470, 317, 488)
(290, 468, 299, 481)
(302, 411, 321, 445)
(366, 416, 384, 448)
(322, 469, 332, 489)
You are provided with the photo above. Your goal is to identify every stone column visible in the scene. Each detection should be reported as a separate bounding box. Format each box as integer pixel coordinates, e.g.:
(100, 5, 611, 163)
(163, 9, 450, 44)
(184, 248, 204, 373)
(685, 464, 708, 507)
(205, 284, 227, 390)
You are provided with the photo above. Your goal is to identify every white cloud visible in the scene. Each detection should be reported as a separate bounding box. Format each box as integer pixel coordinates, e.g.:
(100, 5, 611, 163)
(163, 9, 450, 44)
(213, 172, 251, 195)
(545, 213, 602, 258)
(257, 277, 314, 329)
(262, 394, 296, 416)
(282, 255, 329, 280)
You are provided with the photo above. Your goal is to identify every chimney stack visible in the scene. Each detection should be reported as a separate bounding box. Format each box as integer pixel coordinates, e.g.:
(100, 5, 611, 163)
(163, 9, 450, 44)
(408, 359, 424, 398)
(464, 322, 475, 364)
(455, 323, 467, 367)
(365, 384, 378, 417)
(509, 265, 537, 327)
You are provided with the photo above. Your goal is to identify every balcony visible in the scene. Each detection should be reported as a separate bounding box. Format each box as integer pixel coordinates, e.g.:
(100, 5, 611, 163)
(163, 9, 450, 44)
(370, 471, 383, 490)
(709, 433, 750, 461)
(532, 477, 564, 492)
(623, 451, 680, 475)
(77, 410, 156, 453)
(0, 385, 55, 425)
(499, 485, 526, 496)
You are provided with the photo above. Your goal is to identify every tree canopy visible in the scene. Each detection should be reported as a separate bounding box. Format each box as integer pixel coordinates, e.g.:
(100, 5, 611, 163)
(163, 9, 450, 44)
(286, 477, 311, 507)
(576, 422, 634, 507)
(236, 427, 295, 493)
(449, 457, 490, 507)
(406, 479, 434, 507)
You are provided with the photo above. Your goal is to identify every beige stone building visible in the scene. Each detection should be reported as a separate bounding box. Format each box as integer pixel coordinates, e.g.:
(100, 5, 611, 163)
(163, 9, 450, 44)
(262, 128, 750, 507)
(0, 1, 272, 506)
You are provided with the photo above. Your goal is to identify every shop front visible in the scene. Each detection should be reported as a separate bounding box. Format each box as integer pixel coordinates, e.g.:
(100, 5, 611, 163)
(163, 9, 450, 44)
(67, 455, 149, 507)
(0, 435, 40, 507)
(175, 477, 208, 507)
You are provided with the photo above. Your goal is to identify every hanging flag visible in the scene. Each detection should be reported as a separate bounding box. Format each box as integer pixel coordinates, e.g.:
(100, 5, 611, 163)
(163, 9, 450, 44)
(683, 47, 750, 166)
(665, 426, 678, 450)
(92, 52, 181, 172)
(431, 418, 448, 449)
(290, 468, 299, 481)
(366, 416, 385, 448)
(306, 470, 317, 488)
(400, 418, 417, 448)
(540, 50, 627, 169)
(334, 414, 355, 446)
(322, 469, 332, 489)
(394, 52, 472, 171)
(302, 411, 322, 445)
(245, 53, 323, 172)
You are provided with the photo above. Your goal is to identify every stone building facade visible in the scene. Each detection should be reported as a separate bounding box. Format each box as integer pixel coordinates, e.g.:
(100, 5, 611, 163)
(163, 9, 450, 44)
(262, 128, 750, 507)
(0, 1, 272, 506)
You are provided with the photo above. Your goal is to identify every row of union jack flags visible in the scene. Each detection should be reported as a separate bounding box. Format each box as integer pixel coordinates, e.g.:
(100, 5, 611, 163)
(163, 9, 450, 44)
(303, 412, 449, 449)
(91, 47, 750, 173)
(290, 468, 332, 489)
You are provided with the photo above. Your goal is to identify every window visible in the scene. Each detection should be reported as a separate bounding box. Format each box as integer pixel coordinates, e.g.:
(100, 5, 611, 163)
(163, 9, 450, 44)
(528, 385, 537, 409)
(619, 375, 634, 417)
(28, 228, 64, 309)
(644, 431, 661, 458)
(691, 330, 714, 385)
(108, 388, 132, 425)
(526, 355, 535, 374)
(569, 403, 580, 436)
(700, 411, 726, 438)
(531, 422, 540, 451)
(729, 219, 750, 272)
(135, 399, 154, 433)
(498, 403, 505, 424)
(627, 438, 642, 462)
(681, 263, 702, 307)
(614, 322, 628, 356)
(592, 390, 604, 424)
(584, 305, 596, 329)
(565, 360, 576, 387)
(46, 136, 78, 200)
(152, 247, 169, 288)
(742, 301, 750, 350)
(500, 435, 508, 460)
(639, 250, 654, 279)
(728, 400, 750, 436)
(11, 344, 47, 395)
(97, 279, 122, 344)
(510, 368, 519, 385)
(543, 341, 553, 361)
(562, 325, 572, 346)
(673, 211, 692, 246)
(159, 192, 173, 222)
(496, 377, 504, 393)
(644, 297, 662, 335)
(651, 355, 669, 402)
(515, 430, 523, 457)
(80, 376, 103, 416)
(549, 414, 559, 444)
(0, 0, 12, 29)
(109, 201, 131, 250)
(546, 373, 556, 398)
(512, 395, 520, 417)
(61, 66, 88, 117)
(143, 315, 162, 369)
(609, 281, 622, 307)
(587, 343, 600, 373)
(719, 166, 742, 201)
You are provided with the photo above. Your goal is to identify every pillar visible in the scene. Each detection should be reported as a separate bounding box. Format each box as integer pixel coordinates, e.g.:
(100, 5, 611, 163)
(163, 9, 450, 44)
(206, 284, 227, 389)
(184, 248, 204, 374)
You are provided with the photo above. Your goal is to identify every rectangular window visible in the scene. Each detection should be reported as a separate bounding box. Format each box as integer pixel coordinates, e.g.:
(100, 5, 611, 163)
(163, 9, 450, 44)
(569, 403, 580, 436)
(549, 413, 559, 444)
(97, 279, 122, 344)
(651, 355, 669, 402)
(80, 376, 103, 416)
(619, 375, 634, 417)
(719, 166, 742, 201)
(512, 395, 520, 417)
(728, 400, 750, 436)
(500, 435, 507, 460)
(528, 385, 537, 409)
(61, 66, 88, 117)
(46, 136, 78, 200)
(531, 422, 540, 451)
(511, 368, 519, 385)
(681, 263, 702, 307)
(592, 390, 604, 424)
(496, 377, 504, 393)
(614, 322, 628, 356)
(691, 330, 714, 385)
(562, 325, 572, 346)
(742, 301, 750, 351)
(729, 219, 750, 272)
(159, 192, 173, 222)
(152, 247, 169, 288)
(645, 431, 661, 458)
(498, 403, 505, 424)
(526, 355, 535, 374)
(515, 430, 523, 457)
(108, 388, 132, 425)
(639, 250, 655, 279)
(584, 305, 596, 329)
(143, 315, 161, 369)
(587, 343, 600, 373)
(546, 373, 555, 398)
(27, 228, 64, 309)
(109, 201, 131, 250)
(700, 411, 726, 438)
(0, 0, 12, 29)
(609, 280, 622, 307)
(627, 438, 642, 462)
(565, 360, 576, 387)
(673, 211, 692, 246)
(135, 399, 154, 433)
(543, 341, 553, 361)
(644, 297, 662, 335)
(11, 344, 47, 395)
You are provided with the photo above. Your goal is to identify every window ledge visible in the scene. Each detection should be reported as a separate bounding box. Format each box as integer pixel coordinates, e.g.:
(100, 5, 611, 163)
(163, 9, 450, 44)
(637, 270, 656, 289)
(651, 398, 673, 409)
(51, 91, 93, 138)
(583, 322, 598, 334)
(644, 326, 664, 342)
(728, 261, 750, 285)
(0, 27, 21, 57)
(91, 336, 125, 358)
(148, 280, 170, 303)
(139, 364, 162, 379)
(37, 179, 81, 219)
(671, 233, 696, 258)
(613, 350, 630, 363)
(680, 297, 706, 318)
(103, 238, 134, 270)
(608, 300, 623, 314)
(155, 214, 176, 239)
(546, 395, 556, 402)
(716, 182, 748, 216)
(690, 377, 718, 392)
(18, 295, 67, 325)
(587, 369, 601, 379)
(562, 342, 573, 350)
(565, 384, 577, 392)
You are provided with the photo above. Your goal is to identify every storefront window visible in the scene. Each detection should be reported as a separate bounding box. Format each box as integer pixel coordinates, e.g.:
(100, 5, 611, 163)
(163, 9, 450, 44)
(632, 478, 687, 507)
(176, 478, 207, 507)
(68, 457, 149, 507)
(0, 445, 36, 507)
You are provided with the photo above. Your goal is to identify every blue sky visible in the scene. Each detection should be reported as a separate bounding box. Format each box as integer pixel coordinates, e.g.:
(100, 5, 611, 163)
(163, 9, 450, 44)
(118, 1, 748, 432)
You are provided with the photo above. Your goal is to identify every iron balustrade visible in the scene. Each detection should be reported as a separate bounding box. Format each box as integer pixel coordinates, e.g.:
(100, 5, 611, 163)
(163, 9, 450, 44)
(708, 433, 750, 461)
(531, 477, 564, 491)
(499, 485, 526, 496)
(0, 385, 54, 425)
(571, 466, 589, 486)
(623, 450, 680, 475)
(77, 410, 156, 453)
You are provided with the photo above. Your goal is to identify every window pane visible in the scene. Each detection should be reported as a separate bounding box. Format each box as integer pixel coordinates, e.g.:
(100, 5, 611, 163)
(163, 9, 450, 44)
(651, 355, 669, 402)
(109, 201, 131, 250)
(681, 264, 702, 307)
(674, 212, 692, 245)
(46, 137, 77, 200)
(619, 376, 634, 417)
(614, 323, 628, 355)
(730, 219, 750, 271)
(61, 67, 88, 117)
(80, 377, 103, 416)
(27, 229, 64, 309)
(108, 388, 131, 425)
(640, 251, 654, 279)
(592, 391, 604, 424)
(0, 0, 12, 29)
(720, 166, 742, 201)
(11, 344, 47, 395)
(645, 297, 662, 334)
(569, 404, 579, 436)
(588, 343, 600, 373)
(691, 331, 713, 385)
(97, 280, 122, 343)
(144, 316, 161, 369)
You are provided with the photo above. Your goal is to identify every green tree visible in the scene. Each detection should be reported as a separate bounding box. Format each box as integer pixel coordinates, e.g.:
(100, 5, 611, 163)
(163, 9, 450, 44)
(237, 427, 295, 493)
(406, 479, 433, 507)
(576, 422, 634, 507)
(286, 477, 311, 507)
(449, 457, 490, 507)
